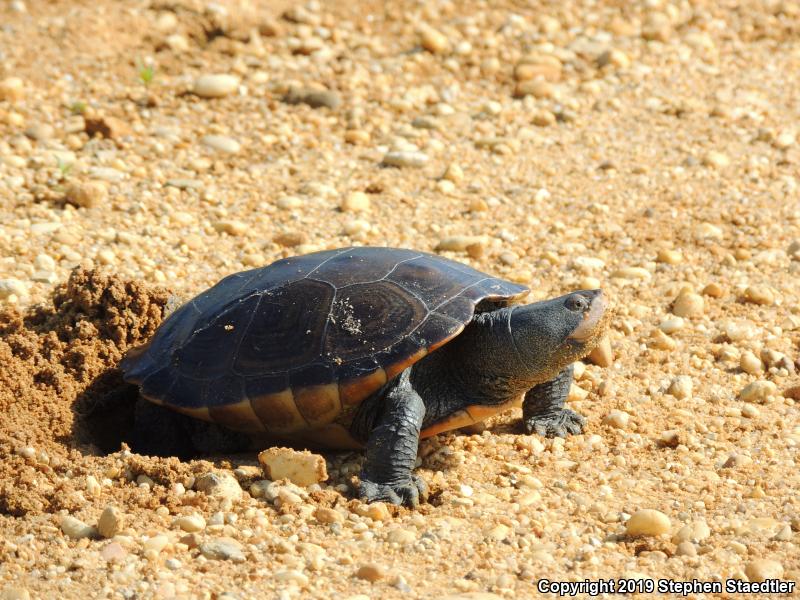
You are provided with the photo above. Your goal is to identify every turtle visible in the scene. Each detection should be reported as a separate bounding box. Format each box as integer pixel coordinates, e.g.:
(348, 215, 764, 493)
(119, 246, 608, 507)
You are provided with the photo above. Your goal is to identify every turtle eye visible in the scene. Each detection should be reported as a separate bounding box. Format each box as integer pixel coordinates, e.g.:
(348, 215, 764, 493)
(565, 294, 589, 313)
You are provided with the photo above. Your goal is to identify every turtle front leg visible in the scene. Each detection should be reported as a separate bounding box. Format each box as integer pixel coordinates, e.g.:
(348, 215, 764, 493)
(358, 374, 428, 508)
(522, 364, 585, 438)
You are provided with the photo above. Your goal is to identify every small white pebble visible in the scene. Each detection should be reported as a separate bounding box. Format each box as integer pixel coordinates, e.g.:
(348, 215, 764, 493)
(625, 509, 671, 536)
(603, 410, 629, 430)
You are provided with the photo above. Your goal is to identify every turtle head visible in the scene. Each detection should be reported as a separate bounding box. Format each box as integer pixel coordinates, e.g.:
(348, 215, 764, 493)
(509, 289, 607, 382)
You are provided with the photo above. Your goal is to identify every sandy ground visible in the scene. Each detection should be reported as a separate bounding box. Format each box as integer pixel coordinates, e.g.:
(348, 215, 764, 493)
(1, 0, 800, 598)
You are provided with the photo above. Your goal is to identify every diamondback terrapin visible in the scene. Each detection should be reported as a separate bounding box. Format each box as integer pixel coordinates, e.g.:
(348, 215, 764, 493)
(120, 246, 608, 506)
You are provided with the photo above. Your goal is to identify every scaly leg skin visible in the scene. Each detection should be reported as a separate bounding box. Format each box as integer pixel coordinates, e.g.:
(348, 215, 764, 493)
(359, 371, 429, 507)
(522, 364, 585, 438)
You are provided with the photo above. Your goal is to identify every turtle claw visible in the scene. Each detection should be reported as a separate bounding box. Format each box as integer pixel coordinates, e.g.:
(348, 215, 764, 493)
(524, 408, 586, 438)
(359, 474, 429, 508)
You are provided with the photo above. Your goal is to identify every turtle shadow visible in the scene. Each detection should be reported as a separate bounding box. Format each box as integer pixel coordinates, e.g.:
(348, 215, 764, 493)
(71, 368, 139, 454)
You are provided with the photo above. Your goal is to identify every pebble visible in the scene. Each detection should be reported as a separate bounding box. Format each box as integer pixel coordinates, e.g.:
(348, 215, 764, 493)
(442, 163, 463, 182)
(610, 267, 651, 280)
(571, 256, 605, 273)
(625, 509, 671, 536)
(0, 589, 30, 600)
(587, 337, 614, 367)
(596, 48, 630, 69)
(276, 488, 303, 506)
(436, 236, 488, 253)
(345, 129, 370, 144)
(100, 541, 127, 562)
(695, 222, 724, 240)
(65, 181, 107, 208)
(671, 292, 704, 318)
(276, 196, 303, 210)
(283, 87, 342, 110)
(0, 279, 28, 300)
(354, 502, 391, 522)
(97, 249, 116, 265)
(355, 563, 386, 582)
(741, 403, 760, 418)
(386, 528, 416, 545)
(340, 191, 371, 213)
(656, 249, 682, 264)
(175, 514, 206, 533)
(659, 430, 681, 448)
(60, 515, 97, 540)
(97, 506, 124, 538)
(667, 376, 693, 400)
(382, 151, 429, 169)
(739, 351, 762, 375)
(193, 74, 240, 98)
(165, 34, 189, 52)
(273, 231, 307, 247)
(166, 178, 202, 190)
(84, 116, 131, 139)
(514, 56, 562, 82)
(675, 541, 697, 557)
(738, 380, 777, 403)
(745, 559, 784, 582)
(702, 282, 724, 297)
(514, 79, 554, 99)
(258, 447, 327, 486)
(531, 109, 556, 127)
(702, 151, 731, 169)
(773, 132, 795, 150)
(567, 383, 588, 402)
(199, 537, 246, 562)
(194, 472, 243, 501)
(314, 507, 344, 524)
(659, 317, 684, 334)
(419, 26, 450, 54)
(603, 409, 629, 429)
(672, 521, 711, 544)
(485, 524, 510, 541)
(0, 77, 24, 101)
(35, 254, 55, 271)
(213, 220, 249, 236)
(24, 122, 54, 141)
(274, 570, 310, 586)
(743, 285, 774, 305)
(724, 320, 758, 341)
(143, 534, 169, 555)
(343, 219, 371, 236)
(201, 135, 241, 154)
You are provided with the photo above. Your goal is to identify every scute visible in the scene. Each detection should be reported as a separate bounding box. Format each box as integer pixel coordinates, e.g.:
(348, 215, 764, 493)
(233, 279, 334, 375)
(323, 280, 422, 359)
(121, 247, 529, 431)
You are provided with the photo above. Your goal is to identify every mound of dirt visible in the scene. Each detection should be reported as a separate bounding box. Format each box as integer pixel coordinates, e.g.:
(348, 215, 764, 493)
(0, 269, 169, 515)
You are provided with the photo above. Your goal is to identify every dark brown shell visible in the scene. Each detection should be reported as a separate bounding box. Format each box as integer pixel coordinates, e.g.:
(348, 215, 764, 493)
(121, 247, 528, 433)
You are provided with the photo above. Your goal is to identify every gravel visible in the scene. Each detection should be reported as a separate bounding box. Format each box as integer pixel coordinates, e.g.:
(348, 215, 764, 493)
(193, 74, 240, 98)
(199, 537, 246, 562)
(625, 509, 671, 537)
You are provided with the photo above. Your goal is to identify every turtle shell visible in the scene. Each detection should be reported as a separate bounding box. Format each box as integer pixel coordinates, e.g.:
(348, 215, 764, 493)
(121, 247, 529, 434)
